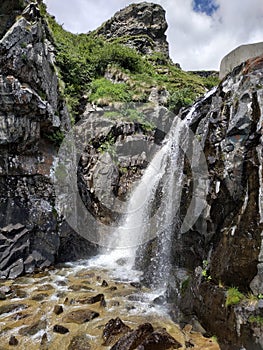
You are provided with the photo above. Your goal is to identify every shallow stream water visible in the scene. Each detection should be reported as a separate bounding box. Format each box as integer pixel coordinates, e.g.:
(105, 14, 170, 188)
(0, 256, 220, 350)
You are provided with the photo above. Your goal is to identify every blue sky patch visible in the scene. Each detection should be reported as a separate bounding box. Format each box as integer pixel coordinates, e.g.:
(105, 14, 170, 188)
(192, 0, 219, 16)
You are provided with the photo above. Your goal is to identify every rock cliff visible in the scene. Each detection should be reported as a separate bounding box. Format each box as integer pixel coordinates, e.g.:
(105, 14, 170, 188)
(0, 1, 71, 278)
(173, 57, 263, 349)
(95, 2, 169, 57)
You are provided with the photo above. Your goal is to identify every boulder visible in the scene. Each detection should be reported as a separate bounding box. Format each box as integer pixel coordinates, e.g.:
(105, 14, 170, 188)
(103, 317, 131, 346)
(95, 2, 169, 57)
(62, 309, 99, 324)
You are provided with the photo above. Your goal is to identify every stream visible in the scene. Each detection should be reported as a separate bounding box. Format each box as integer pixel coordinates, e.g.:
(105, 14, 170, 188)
(0, 257, 219, 349)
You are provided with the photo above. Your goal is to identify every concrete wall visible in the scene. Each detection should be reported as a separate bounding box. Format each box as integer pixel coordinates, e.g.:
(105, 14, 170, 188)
(219, 42, 263, 79)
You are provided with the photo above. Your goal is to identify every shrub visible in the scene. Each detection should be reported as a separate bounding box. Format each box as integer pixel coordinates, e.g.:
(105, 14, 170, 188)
(225, 287, 245, 307)
(89, 78, 132, 104)
(169, 87, 196, 113)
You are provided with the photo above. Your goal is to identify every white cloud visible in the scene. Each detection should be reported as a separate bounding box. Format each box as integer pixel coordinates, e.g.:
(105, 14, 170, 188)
(44, 0, 263, 71)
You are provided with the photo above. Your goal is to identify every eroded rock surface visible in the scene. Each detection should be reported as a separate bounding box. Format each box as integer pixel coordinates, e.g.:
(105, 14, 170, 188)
(95, 2, 169, 57)
(172, 57, 263, 349)
(0, 2, 70, 278)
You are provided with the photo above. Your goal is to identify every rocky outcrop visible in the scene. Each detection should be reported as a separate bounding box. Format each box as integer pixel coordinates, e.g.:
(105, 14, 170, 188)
(171, 56, 263, 349)
(95, 2, 169, 57)
(0, 2, 71, 278)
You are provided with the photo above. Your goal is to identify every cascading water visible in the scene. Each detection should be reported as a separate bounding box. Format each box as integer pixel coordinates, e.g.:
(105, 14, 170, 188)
(90, 116, 190, 294)
(90, 88, 214, 289)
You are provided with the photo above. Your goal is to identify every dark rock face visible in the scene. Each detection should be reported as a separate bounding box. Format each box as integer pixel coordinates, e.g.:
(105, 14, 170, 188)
(0, 0, 27, 38)
(96, 2, 169, 57)
(173, 57, 263, 348)
(0, 3, 71, 278)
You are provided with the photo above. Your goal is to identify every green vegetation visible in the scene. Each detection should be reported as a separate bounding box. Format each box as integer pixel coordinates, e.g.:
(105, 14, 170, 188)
(40, 4, 219, 122)
(89, 78, 132, 105)
(201, 260, 212, 281)
(248, 315, 263, 325)
(181, 277, 190, 294)
(225, 287, 245, 307)
(45, 130, 65, 146)
(104, 105, 155, 132)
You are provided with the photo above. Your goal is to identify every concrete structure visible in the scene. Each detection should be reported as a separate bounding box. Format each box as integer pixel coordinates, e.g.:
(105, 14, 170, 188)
(219, 42, 263, 79)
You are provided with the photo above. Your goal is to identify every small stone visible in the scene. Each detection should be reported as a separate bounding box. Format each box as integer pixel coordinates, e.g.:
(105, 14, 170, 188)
(53, 324, 69, 334)
(54, 305, 64, 315)
(62, 309, 99, 324)
(0, 303, 26, 316)
(40, 332, 48, 347)
(0, 286, 12, 294)
(100, 296, 107, 308)
(109, 300, 120, 307)
(68, 334, 91, 350)
(9, 335, 18, 346)
(0, 292, 6, 300)
(19, 320, 47, 336)
(77, 294, 104, 304)
(31, 293, 48, 301)
(116, 258, 128, 266)
(101, 280, 109, 287)
(130, 282, 142, 289)
(107, 286, 117, 291)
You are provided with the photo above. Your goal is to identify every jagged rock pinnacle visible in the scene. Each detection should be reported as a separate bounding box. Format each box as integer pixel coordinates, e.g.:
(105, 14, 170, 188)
(95, 2, 170, 57)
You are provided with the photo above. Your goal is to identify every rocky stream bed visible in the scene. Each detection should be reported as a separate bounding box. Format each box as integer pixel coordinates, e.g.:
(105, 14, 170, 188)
(0, 258, 219, 350)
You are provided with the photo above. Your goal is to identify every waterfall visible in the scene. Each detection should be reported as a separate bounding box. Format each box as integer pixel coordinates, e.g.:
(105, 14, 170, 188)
(89, 89, 213, 285)
(90, 117, 187, 287)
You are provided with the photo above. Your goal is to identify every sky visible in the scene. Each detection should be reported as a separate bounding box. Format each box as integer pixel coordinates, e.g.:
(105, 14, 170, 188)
(43, 0, 263, 71)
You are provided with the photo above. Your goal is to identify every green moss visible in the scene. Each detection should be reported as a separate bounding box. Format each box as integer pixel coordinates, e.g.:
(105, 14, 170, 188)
(45, 130, 64, 146)
(225, 287, 245, 307)
(181, 277, 190, 294)
(248, 315, 263, 324)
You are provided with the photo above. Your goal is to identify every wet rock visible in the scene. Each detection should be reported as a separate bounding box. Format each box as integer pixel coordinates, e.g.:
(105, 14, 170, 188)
(37, 284, 54, 291)
(0, 291, 6, 300)
(77, 293, 105, 304)
(9, 335, 19, 346)
(153, 295, 166, 305)
(103, 317, 131, 346)
(100, 296, 107, 307)
(116, 258, 128, 266)
(40, 333, 48, 349)
(130, 282, 142, 289)
(107, 286, 118, 291)
(53, 304, 64, 315)
(12, 288, 28, 298)
(0, 303, 26, 315)
(102, 280, 109, 287)
(53, 324, 69, 334)
(68, 334, 91, 350)
(0, 285, 12, 294)
(62, 309, 99, 324)
(69, 284, 93, 292)
(31, 292, 48, 301)
(137, 329, 182, 349)
(19, 319, 47, 336)
(110, 323, 154, 350)
(109, 300, 120, 307)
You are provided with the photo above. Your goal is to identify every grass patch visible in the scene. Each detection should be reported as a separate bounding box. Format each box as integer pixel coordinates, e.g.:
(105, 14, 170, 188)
(225, 287, 245, 307)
